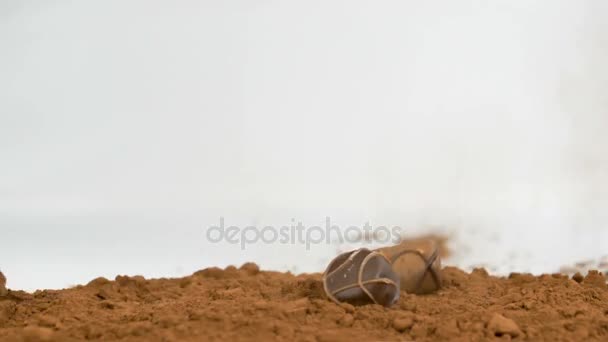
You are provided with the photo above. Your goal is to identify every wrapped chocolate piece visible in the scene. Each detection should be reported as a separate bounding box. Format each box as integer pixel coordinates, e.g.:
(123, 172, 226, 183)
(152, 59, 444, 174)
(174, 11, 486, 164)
(322, 248, 400, 307)
(376, 239, 442, 294)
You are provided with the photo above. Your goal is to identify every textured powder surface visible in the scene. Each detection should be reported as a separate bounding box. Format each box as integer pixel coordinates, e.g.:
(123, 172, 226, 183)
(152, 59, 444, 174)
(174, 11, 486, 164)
(0, 264, 607, 341)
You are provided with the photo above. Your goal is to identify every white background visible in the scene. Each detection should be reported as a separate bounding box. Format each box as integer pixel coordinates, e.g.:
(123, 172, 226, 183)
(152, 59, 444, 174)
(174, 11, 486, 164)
(1, 1, 607, 291)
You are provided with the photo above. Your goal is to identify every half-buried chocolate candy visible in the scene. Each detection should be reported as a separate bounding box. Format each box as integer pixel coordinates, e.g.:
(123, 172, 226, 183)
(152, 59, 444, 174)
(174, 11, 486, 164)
(322, 248, 400, 307)
(376, 239, 442, 294)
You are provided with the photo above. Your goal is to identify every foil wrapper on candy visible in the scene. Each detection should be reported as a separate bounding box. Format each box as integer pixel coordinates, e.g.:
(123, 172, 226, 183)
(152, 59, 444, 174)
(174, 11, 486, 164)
(322, 248, 400, 307)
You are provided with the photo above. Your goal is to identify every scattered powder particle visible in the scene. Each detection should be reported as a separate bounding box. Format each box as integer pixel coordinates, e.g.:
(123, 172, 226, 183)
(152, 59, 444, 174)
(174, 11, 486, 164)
(392, 317, 414, 332)
(487, 313, 522, 338)
(339, 314, 354, 327)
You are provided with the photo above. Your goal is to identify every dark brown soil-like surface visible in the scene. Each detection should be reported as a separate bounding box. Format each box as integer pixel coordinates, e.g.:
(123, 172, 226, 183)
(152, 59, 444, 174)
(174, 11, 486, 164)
(1, 264, 607, 341)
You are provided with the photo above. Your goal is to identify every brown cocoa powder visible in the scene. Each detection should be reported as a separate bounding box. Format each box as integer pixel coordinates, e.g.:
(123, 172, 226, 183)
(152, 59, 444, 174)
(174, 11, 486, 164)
(0, 264, 607, 341)
(0, 271, 7, 297)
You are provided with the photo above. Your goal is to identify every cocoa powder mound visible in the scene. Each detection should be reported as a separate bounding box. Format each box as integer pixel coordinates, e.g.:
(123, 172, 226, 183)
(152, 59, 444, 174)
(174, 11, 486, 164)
(0, 265, 607, 341)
